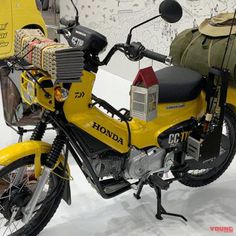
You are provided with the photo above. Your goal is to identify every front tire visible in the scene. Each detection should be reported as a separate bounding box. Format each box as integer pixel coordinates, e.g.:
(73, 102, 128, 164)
(0, 155, 64, 236)
(173, 107, 236, 187)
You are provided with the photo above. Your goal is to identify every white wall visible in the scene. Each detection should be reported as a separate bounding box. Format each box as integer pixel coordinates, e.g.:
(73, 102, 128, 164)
(60, 0, 236, 81)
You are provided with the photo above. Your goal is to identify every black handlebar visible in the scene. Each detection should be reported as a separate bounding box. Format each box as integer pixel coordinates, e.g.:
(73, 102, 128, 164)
(57, 22, 171, 66)
(93, 42, 171, 67)
(142, 49, 168, 64)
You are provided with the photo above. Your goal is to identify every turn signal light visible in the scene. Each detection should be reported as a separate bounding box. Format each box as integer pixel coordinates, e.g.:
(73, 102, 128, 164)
(54, 87, 69, 102)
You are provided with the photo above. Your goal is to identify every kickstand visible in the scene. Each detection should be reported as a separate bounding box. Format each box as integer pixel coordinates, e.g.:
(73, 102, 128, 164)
(133, 180, 145, 200)
(154, 185, 187, 222)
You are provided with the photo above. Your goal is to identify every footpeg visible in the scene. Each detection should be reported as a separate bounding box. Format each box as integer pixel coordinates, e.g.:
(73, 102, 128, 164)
(100, 178, 130, 195)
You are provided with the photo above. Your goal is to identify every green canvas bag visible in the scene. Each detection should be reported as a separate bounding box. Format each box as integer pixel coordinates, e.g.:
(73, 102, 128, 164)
(170, 13, 236, 82)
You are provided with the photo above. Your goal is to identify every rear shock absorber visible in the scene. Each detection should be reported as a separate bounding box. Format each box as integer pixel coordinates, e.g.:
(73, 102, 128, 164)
(46, 133, 66, 168)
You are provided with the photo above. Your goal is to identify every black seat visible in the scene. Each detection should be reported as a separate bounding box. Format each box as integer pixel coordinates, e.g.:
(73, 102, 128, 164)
(155, 66, 203, 103)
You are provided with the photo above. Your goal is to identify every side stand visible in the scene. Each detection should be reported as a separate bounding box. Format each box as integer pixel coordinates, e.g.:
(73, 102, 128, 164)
(133, 179, 145, 200)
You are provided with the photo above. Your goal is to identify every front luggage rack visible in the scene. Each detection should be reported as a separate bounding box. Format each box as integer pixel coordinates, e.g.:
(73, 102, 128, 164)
(0, 68, 42, 128)
(15, 29, 84, 83)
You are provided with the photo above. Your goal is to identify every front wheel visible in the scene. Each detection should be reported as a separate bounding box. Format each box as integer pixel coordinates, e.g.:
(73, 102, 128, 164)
(173, 107, 236, 187)
(0, 155, 64, 236)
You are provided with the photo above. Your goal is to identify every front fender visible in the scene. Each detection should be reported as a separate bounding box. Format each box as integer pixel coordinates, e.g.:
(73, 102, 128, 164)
(0, 141, 71, 205)
(0, 141, 57, 178)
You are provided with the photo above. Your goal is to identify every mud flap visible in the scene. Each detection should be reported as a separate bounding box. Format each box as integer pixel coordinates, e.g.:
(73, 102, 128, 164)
(63, 180, 71, 205)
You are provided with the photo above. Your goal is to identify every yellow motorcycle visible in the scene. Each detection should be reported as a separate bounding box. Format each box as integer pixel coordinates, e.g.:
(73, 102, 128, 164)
(0, 0, 236, 235)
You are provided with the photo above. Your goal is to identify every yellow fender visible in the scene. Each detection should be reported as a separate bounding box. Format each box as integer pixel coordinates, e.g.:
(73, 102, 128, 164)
(0, 141, 68, 178)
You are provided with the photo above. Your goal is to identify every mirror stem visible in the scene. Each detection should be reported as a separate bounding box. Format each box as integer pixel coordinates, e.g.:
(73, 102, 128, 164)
(126, 14, 161, 44)
(71, 0, 79, 24)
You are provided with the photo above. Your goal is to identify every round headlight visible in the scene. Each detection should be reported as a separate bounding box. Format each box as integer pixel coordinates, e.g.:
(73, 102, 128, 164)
(55, 86, 69, 102)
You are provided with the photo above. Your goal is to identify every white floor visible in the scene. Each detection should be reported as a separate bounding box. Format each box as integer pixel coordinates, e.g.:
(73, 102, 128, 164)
(0, 69, 236, 236)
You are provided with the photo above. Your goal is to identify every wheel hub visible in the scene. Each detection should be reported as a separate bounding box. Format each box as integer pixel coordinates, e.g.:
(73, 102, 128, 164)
(0, 186, 32, 221)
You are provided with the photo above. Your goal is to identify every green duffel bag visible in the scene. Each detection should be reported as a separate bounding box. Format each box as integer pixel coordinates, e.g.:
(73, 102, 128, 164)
(170, 13, 236, 82)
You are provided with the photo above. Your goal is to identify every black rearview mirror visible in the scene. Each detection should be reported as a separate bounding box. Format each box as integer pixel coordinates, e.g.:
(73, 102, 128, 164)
(159, 0, 183, 23)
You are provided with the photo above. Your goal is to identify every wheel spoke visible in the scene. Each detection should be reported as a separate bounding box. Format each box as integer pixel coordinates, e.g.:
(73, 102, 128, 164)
(12, 221, 18, 231)
(2, 178, 20, 190)
(19, 177, 29, 192)
(3, 224, 10, 236)
(12, 167, 27, 187)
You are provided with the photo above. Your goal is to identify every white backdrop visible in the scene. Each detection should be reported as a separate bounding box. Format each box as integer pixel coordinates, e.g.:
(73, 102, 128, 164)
(60, 0, 236, 81)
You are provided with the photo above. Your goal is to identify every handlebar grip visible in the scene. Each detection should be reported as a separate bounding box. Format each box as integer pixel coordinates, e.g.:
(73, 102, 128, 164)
(60, 18, 75, 27)
(60, 18, 69, 26)
(142, 49, 168, 64)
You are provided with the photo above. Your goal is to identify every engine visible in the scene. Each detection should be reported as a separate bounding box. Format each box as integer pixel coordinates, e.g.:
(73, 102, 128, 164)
(88, 147, 174, 180)
(124, 147, 168, 179)
(89, 151, 126, 179)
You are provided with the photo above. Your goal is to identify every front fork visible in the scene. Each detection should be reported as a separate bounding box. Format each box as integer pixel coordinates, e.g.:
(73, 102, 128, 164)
(22, 115, 66, 223)
(22, 166, 51, 223)
(13, 118, 47, 188)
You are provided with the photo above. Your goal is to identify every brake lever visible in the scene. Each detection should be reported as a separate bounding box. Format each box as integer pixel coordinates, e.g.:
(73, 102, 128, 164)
(125, 42, 145, 61)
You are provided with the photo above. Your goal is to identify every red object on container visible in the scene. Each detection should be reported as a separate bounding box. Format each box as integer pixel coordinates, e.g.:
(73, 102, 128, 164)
(133, 66, 159, 88)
